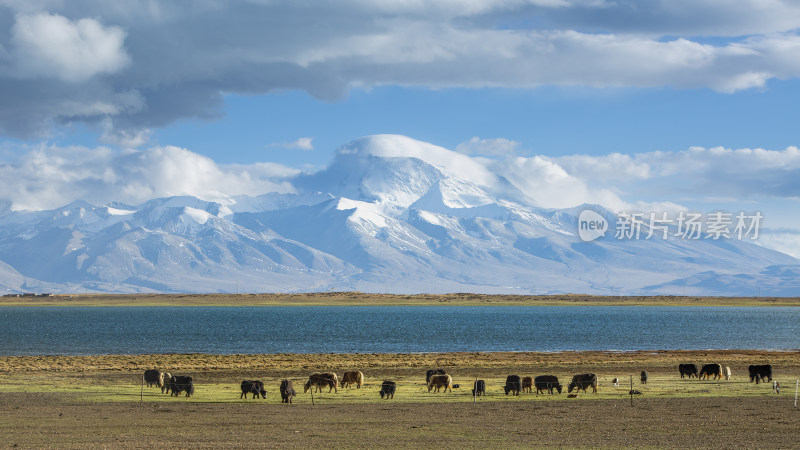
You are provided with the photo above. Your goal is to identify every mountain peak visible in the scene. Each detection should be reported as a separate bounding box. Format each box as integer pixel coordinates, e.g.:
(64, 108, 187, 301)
(337, 135, 499, 188)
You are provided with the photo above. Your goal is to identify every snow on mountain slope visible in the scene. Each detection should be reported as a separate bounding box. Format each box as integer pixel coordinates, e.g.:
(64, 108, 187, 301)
(295, 146, 444, 209)
(339, 135, 499, 189)
(0, 134, 797, 295)
(0, 196, 359, 293)
(0, 259, 25, 293)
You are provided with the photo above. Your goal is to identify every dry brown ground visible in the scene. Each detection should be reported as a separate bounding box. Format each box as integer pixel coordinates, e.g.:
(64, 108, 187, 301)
(3, 292, 800, 306)
(2, 350, 800, 448)
(3, 394, 799, 449)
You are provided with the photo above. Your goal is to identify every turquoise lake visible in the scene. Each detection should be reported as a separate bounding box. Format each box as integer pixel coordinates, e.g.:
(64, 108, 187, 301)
(0, 306, 798, 355)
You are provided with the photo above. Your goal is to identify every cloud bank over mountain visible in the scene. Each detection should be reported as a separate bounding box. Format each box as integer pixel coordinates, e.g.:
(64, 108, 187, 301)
(0, 134, 797, 296)
(0, 143, 298, 211)
(2, 135, 797, 222)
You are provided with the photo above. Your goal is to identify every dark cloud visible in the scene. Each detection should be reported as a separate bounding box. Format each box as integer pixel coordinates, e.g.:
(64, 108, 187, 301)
(2, 1, 800, 142)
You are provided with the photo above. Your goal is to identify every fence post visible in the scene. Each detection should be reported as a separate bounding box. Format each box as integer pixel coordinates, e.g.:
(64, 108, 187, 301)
(473, 378, 477, 406)
(140, 374, 144, 404)
(795, 379, 798, 408)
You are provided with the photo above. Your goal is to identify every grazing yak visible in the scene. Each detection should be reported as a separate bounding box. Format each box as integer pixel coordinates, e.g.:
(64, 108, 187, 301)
(426, 369, 446, 384)
(748, 365, 773, 383)
(725, 366, 731, 381)
(304, 372, 339, 393)
(144, 369, 162, 388)
(568, 374, 598, 394)
(341, 371, 364, 389)
(160, 372, 171, 393)
(428, 374, 453, 393)
(534, 375, 562, 394)
(472, 380, 486, 396)
(699, 363, 724, 380)
(169, 375, 194, 398)
(640, 371, 648, 384)
(521, 376, 533, 393)
(612, 377, 619, 387)
(504, 375, 522, 396)
(280, 379, 296, 404)
(379, 380, 397, 399)
(240, 380, 266, 399)
(679, 364, 698, 379)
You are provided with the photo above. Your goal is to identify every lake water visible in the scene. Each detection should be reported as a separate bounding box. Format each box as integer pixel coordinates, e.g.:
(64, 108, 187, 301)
(0, 306, 798, 356)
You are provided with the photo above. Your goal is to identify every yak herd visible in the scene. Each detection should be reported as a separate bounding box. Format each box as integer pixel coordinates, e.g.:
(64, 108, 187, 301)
(143, 370, 194, 397)
(141, 362, 776, 402)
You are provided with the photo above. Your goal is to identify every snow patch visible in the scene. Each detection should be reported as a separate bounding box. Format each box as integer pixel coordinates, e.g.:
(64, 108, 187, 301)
(337, 198, 388, 228)
(63, 231, 86, 256)
(107, 207, 135, 216)
(183, 207, 213, 225)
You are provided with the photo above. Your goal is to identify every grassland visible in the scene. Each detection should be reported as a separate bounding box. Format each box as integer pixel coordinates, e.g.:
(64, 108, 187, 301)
(1, 350, 799, 448)
(2, 291, 800, 306)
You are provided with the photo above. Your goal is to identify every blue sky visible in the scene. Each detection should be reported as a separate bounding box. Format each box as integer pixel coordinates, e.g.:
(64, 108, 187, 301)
(31, 80, 800, 170)
(1, 0, 800, 256)
(147, 82, 800, 169)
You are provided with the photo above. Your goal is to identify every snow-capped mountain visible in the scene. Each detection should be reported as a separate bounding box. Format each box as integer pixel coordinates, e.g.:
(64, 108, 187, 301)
(1, 135, 798, 295)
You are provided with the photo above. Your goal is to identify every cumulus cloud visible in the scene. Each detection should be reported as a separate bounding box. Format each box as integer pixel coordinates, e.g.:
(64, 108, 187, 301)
(539, 0, 800, 37)
(267, 137, 314, 151)
(0, 143, 298, 211)
(474, 142, 800, 220)
(456, 137, 521, 157)
(9, 12, 129, 83)
(757, 228, 800, 259)
(2, 1, 800, 139)
(98, 118, 150, 148)
(492, 154, 627, 209)
(553, 145, 800, 202)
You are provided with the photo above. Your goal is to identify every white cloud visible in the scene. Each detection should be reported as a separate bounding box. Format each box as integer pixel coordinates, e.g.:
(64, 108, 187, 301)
(554, 145, 800, 199)
(267, 137, 314, 151)
(3, 2, 800, 138)
(0, 144, 298, 211)
(505, 145, 800, 246)
(99, 118, 150, 148)
(345, 0, 574, 17)
(342, 134, 501, 188)
(757, 229, 800, 259)
(479, 142, 800, 219)
(456, 137, 521, 157)
(10, 12, 130, 83)
(557, 152, 652, 182)
(490, 155, 629, 209)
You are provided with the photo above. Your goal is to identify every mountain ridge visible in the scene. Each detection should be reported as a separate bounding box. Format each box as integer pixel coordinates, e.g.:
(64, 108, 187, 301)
(0, 135, 797, 296)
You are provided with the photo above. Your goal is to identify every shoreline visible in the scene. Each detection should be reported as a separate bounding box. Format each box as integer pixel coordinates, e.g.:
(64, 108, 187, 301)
(2, 349, 798, 373)
(2, 292, 800, 307)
